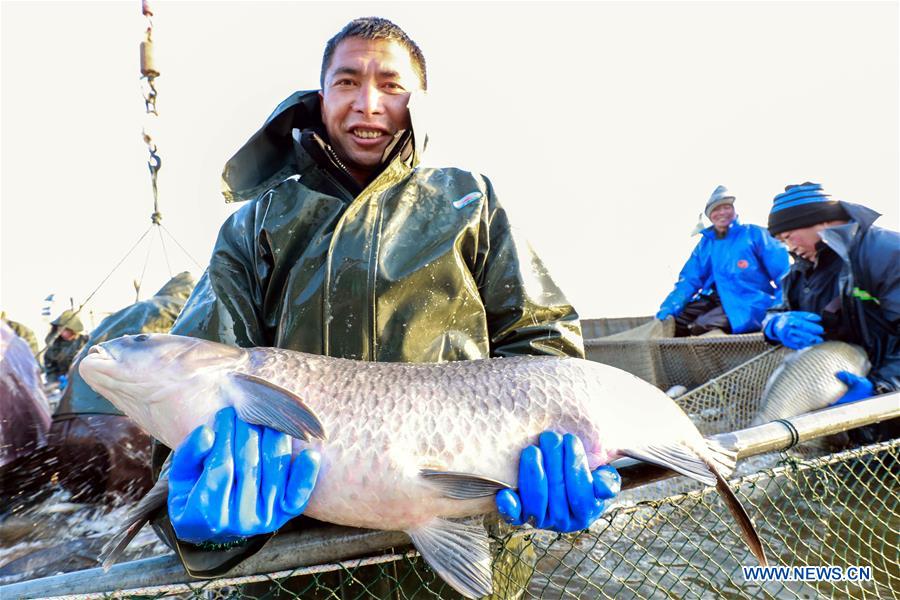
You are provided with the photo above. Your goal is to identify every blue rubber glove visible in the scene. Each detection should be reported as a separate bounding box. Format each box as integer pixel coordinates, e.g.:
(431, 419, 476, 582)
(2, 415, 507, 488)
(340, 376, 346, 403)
(832, 371, 875, 406)
(167, 407, 320, 544)
(58, 375, 68, 391)
(496, 432, 621, 533)
(656, 307, 676, 321)
(763, 311, 824, 350)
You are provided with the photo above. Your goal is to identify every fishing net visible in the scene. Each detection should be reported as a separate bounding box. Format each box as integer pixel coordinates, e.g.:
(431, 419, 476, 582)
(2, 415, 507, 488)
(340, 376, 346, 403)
(33, 439, 897, 599)
(584, 327, 771, 392)
(675, 346, 790, 436)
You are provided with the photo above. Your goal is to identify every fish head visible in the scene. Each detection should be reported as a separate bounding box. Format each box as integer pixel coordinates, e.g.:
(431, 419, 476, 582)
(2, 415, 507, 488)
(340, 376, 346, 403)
(78, 333, 246, 445)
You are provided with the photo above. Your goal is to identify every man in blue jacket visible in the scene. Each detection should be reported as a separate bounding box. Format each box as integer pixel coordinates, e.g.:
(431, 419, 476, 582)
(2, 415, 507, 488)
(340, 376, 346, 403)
(656, 186, 790, 336)
(763, 183, 899, 412)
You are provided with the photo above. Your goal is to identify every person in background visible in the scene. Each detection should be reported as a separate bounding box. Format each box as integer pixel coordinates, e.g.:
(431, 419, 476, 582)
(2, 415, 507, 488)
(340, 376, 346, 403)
(43, 309, 88, 384)
(152, 16, 621, 580)
(763, 182, 899, 421)
(656, 185, 790, 336)
(1, 311, 39, 356)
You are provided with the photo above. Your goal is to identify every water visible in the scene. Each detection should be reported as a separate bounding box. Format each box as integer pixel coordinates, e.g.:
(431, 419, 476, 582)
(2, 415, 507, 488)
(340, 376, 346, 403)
(0, 490, 168, 585)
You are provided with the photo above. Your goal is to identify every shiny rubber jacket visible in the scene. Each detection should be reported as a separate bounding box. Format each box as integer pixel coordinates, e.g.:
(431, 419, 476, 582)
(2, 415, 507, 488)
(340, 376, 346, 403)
(658, 219, 790, 334)
(153, 90, 585, 577)
(42, 332, 89, 382)
(764, 203, 900, 393)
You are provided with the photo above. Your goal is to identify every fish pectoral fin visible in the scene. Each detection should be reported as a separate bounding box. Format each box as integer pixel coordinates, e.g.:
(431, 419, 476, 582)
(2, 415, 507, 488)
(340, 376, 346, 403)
(406, 517, 493, 599)
(622, 444, 717, 486)
(419, 469, 512, 500)
(228, 372, 326, 441)
(99, 475, 169, 570)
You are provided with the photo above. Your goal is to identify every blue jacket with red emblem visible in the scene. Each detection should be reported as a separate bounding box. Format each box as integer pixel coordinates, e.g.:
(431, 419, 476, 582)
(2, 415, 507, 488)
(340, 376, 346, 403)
(658, 219, 790, 333)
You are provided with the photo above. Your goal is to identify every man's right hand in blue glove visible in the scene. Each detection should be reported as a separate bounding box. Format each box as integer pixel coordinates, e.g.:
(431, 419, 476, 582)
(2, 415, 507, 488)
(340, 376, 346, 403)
(763, 311, 824, 350)
(167, 407, 320, 544)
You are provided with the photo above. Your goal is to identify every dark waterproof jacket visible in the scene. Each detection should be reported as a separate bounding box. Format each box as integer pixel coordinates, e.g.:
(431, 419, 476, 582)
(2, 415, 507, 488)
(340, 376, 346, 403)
(154, 90, 584, 576)
(658, 220, 790, 333)
(764, 203, 900, 393)
(42, 332, 88, 382)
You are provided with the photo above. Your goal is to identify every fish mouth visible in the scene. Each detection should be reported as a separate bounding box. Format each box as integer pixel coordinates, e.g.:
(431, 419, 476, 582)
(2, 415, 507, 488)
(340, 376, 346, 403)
(87, 344, 114, 361)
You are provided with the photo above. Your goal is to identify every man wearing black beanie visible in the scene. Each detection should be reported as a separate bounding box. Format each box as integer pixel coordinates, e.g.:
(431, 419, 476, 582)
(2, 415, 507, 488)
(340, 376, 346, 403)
(763, 182, 900, 418)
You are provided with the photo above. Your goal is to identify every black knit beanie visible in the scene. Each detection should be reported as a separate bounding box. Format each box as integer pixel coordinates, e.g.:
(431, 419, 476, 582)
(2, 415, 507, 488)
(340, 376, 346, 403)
(767, 182, 849, 236)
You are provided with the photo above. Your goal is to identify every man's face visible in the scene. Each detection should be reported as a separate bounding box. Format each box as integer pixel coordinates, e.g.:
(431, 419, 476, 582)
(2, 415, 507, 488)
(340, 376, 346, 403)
(775, 223, 828, 261)
(60, 328, 77, 341)
(709, 203, 736, 232)
(319, 37, 418, 184)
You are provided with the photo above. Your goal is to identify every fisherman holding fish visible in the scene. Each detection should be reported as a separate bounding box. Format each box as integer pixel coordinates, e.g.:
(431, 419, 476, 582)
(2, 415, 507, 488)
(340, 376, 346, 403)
(142, 17, 621, 579)
(763, 183, 899, 422)
(656, 185, 790, 336)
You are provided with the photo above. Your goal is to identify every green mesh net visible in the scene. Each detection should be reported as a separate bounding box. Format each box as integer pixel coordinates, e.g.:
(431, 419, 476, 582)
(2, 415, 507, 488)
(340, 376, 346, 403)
(43, 439, 896, 599)
(585, 332, 772, 392)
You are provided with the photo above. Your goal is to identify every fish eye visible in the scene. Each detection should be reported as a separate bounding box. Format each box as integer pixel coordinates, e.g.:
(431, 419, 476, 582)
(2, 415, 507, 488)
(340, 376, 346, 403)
(134, 334, 149, 342)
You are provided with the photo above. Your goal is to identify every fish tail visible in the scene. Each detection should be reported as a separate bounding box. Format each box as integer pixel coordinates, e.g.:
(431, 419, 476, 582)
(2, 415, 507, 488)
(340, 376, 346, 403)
(99, 475, 169, 570)
(709, 463, 768, 566)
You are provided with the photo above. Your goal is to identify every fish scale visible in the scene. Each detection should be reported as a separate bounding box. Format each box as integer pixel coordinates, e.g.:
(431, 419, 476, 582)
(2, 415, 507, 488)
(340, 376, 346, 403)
(243, 349, 609, 529)
(79, 333, 767, 599)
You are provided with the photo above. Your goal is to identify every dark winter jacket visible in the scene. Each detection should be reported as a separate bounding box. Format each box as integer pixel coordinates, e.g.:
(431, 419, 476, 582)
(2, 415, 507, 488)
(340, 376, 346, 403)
(764, 202, 900, 393)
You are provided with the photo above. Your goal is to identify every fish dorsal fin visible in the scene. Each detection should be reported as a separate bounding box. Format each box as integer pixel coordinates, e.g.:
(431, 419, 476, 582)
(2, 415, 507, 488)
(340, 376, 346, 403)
(406, 517, 493, 599)
(622, 443, 716, 486)
(228, 372, 326, 441)
(420, 469, 511, 499)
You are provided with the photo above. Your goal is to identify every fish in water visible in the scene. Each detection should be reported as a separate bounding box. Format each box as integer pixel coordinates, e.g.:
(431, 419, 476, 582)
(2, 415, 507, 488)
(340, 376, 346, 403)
(754, 341, 871, 425)
(79, 333, 767, 598)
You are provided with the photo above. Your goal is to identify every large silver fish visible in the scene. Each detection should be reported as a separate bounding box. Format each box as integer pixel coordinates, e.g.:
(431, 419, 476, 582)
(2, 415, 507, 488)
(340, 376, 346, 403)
(754, 341, 871, 425)
(79, 333, 766, 598)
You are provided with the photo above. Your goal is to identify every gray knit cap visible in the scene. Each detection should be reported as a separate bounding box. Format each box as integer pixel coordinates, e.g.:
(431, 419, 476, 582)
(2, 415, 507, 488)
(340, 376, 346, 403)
(704, 185, 736, 218)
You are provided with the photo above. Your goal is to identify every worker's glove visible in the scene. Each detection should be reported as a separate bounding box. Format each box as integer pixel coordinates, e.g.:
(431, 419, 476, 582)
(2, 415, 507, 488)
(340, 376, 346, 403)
(831, 371, 875, 406)
(763, 311, 824, 350)
(496, 432, 621, 533)
(655, 306, 677, 321)
(168, 407, 320, 544)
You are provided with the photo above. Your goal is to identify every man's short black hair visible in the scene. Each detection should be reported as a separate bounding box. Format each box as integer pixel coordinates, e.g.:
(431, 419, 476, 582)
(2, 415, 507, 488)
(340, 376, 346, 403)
(320, 17, 427, 90)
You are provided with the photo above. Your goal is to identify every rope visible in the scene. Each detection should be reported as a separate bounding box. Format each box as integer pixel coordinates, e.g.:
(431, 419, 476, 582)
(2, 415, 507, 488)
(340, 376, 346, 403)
(155, 225, 172, 278)
(36, 226, 154, 357)
(160, 224, 204, 270)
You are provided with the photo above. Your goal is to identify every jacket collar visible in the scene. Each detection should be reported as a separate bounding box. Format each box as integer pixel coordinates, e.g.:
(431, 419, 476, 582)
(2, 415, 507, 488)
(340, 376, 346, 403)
(818, 201, 881, 262)
(220, 90, 426, 203)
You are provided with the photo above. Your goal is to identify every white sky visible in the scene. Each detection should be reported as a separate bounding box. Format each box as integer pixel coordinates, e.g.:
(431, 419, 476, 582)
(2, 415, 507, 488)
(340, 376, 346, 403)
(1, 1, 898, 341)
